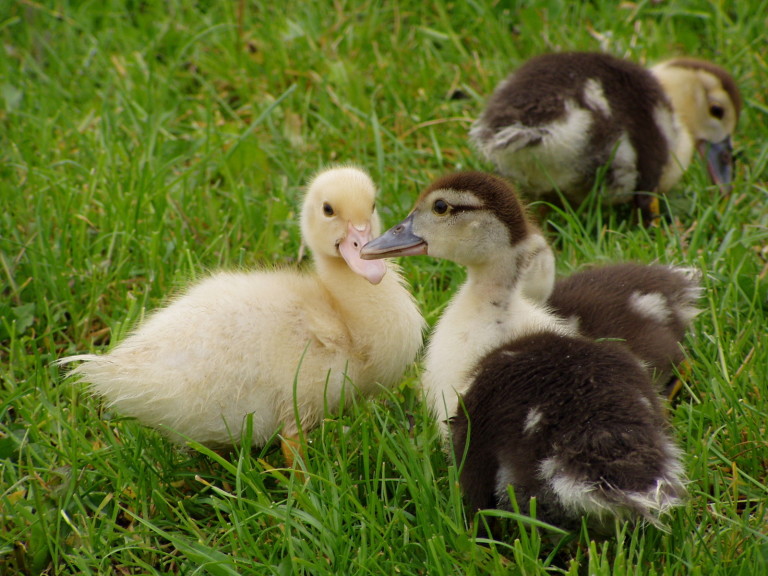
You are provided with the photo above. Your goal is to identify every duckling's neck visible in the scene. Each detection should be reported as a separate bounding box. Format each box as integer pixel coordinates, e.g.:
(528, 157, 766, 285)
(314, 253, 384, 308)
(313, 252, 422, 387)
(423, 234, 572, 436)
(650, 66, 696, 191)
(461, 243, 569, 343)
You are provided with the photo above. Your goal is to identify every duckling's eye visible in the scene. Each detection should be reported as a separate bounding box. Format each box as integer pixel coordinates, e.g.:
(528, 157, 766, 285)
(710, 104, 725, 120)
(433, 199, 449, 215)
(323, 202, 335, 217)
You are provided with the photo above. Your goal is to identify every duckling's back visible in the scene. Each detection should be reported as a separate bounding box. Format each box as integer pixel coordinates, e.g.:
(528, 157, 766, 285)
(548, 263, 701, 391)
(452, 331, 685, 533)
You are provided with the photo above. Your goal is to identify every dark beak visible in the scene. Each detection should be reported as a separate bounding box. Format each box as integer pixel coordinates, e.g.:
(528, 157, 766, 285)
(698, 137, 734, 193)
(360, 213, 427, 260)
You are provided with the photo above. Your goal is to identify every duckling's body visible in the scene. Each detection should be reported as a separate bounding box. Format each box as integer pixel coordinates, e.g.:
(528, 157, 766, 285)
(61, 167, 424, 449)
(548, 263, 701, 394)
(453, 332, 683, 532)
(361, 171, 685, 531)
(470, 52, 740, 222)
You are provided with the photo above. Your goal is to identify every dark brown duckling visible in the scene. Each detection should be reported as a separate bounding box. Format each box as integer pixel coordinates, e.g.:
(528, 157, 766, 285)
(453, 332, 685, 534)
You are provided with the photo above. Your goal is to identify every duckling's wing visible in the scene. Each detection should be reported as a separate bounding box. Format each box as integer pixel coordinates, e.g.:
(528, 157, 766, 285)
(470, 123, 550, 157)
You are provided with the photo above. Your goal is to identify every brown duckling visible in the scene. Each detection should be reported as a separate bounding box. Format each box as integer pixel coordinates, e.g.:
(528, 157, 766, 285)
(470, 52, 741, 224)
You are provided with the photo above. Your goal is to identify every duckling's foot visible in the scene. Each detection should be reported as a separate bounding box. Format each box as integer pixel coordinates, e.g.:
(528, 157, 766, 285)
(634, 192, 661, 227)
(666, 378, 683, 402)
(280, 434, 305, 471)
(665, 359, 691, 401)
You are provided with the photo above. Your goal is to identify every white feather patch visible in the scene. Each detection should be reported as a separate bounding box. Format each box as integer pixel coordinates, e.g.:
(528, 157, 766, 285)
(629, 291, 672, 323)
(523, 407, 543, 434)
(583, 78, 611, 116)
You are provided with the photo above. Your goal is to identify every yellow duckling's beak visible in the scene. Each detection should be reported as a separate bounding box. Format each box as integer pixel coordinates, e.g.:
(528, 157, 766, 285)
(339, 221, 387, 284)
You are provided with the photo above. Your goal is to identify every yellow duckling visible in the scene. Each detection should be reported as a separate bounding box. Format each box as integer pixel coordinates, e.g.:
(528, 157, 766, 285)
(59, 167, 425, 460)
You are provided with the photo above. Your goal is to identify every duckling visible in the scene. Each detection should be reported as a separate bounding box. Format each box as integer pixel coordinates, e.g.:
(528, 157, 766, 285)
(361, 171, 685, 532)
(470, 52, 741, 224)
(497, 231, 701, 399)
(59, 167, 425, 460)
(547, 263, 702, 399)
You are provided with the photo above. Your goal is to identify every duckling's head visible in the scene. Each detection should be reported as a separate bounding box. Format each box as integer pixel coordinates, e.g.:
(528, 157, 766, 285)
(302, 166, 387, 284)
(362, 172, 548, 278)
(651, 58, 741, 188)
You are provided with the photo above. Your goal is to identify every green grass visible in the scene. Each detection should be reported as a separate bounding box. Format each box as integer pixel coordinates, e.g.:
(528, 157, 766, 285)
(2, 0, 767, 573)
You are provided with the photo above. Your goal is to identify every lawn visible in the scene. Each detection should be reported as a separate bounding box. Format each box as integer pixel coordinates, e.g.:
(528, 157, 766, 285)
(1, 0, 767, 574)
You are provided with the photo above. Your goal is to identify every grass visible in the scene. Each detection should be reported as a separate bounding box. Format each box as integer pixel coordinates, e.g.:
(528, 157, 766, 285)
(1, 0, 767, 573)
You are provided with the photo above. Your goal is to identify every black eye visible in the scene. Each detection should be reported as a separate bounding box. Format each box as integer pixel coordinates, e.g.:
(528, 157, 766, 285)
(323, 202, 334, 217)
(710, 105, 725, 120)
(433, 199, 449, 215)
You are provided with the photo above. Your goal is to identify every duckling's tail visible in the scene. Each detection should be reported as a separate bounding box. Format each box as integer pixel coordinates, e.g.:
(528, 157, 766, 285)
(469, 121, 549, 159)
(54, 354, 124, 399)
(605, 468, 688, 530)
(543, 434, 687, 529)
(666, 265, 704, 326)
(55, 354, 100, 368)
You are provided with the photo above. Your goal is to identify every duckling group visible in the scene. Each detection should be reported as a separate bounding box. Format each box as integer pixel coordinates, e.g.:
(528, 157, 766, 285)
(60, 50, 739, 537)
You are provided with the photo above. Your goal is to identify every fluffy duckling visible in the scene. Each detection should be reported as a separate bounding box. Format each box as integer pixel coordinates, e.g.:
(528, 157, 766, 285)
(470, 52, 741, 224)
(547, 263, 702, 399)
(361, 171, 685, 532)
(59, 167, 424, 458)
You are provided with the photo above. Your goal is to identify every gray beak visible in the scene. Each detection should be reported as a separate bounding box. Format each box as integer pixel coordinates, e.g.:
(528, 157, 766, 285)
(698, 137, 734, 192)
(360, 213, 428, 260)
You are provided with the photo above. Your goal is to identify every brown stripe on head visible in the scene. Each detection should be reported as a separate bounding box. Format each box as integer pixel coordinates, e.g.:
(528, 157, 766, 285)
(665, 58, 742, 119)
(420, 172, 533, 245)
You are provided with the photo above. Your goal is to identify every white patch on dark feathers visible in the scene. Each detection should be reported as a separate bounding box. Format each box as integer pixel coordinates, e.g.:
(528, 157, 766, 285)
(583, 78, 611, 116)
(629, 291, 672, 323)
(602, 132, 639, 203)
(537, 444, 687, 528)
(564, 314, 581, 333)
(484, 124, 549, 154)
(667, 266, 704, 324)
(523, 407, 543, 434)
(548, 471, 612, 518)
(632, 355, 651, 375)
(478, 100, 594, 194)
(538, 456, 558, 481)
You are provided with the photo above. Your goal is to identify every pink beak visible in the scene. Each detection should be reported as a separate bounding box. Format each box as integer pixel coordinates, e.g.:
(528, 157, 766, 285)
(338, 222, 387, 285)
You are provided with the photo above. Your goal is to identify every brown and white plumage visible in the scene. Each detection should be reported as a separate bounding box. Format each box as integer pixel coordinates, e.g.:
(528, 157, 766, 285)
(547, 263, 702, 397)
(59, 167, 425, 453)
(470, 52, 741, 223)
(361, 171, 685, 532)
